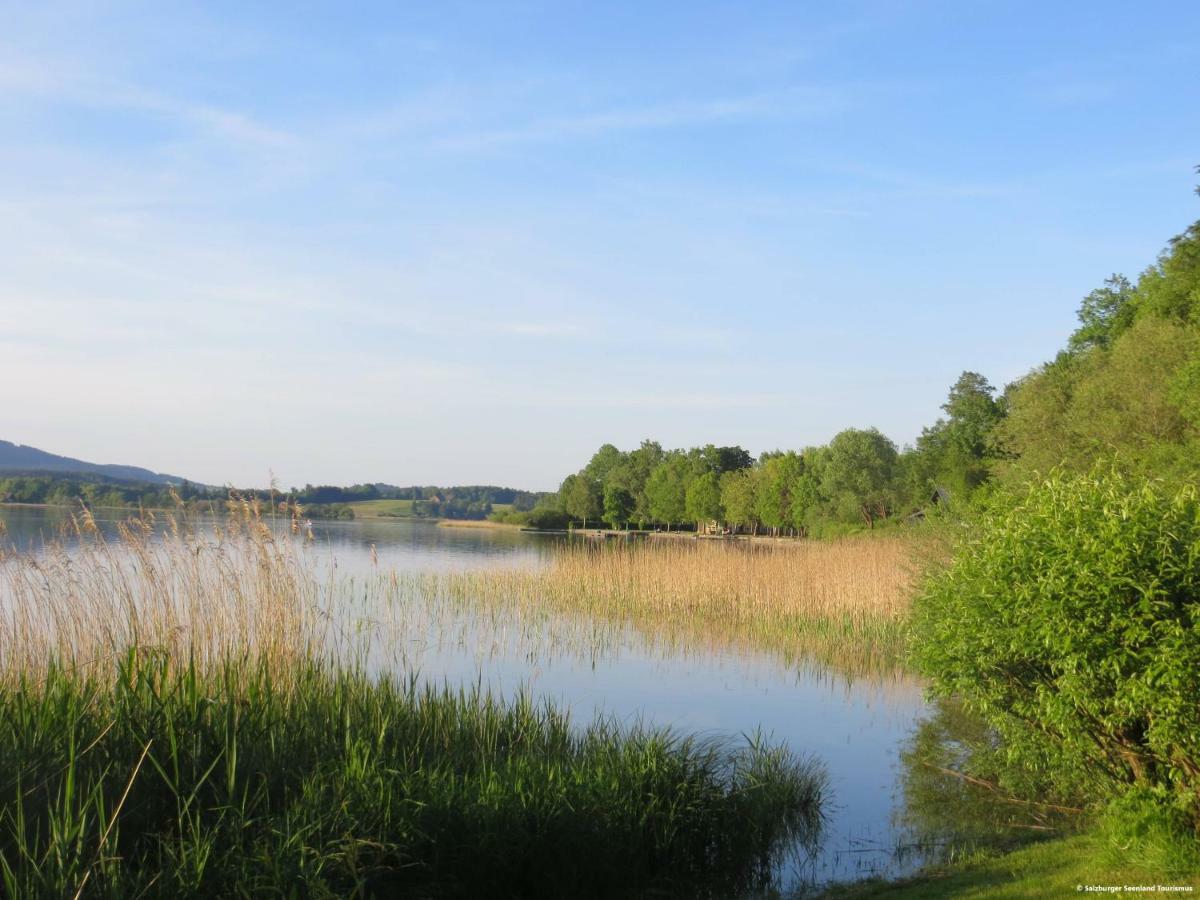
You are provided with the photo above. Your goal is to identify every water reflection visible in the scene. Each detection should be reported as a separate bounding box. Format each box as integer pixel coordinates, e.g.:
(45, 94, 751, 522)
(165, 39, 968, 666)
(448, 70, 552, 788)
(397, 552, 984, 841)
(894, 698, 1083, 866)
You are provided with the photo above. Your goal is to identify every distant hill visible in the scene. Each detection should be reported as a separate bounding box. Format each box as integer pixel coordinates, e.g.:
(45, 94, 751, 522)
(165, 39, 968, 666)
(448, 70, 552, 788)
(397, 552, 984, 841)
(0, 440, 188, 486)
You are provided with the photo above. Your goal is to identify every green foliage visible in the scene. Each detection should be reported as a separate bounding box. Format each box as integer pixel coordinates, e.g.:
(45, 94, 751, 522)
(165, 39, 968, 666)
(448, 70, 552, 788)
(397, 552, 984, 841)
(645, 454, 690, 527)
(561, 473, 601, 528)
(911, 469, 1200, 826)
(602, 484, 634, 530)
(822, 429, 899, 527)
(0, 654, 824, 898)
(998, 189, 1200, 485)
(522, 506, 571, 529)
(751, 452, 795, 533)
(301, 502, 355, 520)
(1000, 317, 1200, 480)
(719, 469, 757, 532)
(1068, 274, 1137, 352)
(897, 699, 1081, 855)
(1138, 217, 1200, 324)
(684, 471, 723, 527)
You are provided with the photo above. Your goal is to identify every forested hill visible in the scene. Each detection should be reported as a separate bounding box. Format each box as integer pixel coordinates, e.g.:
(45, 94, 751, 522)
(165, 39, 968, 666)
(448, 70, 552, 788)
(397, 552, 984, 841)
(0, 440, 187, 485)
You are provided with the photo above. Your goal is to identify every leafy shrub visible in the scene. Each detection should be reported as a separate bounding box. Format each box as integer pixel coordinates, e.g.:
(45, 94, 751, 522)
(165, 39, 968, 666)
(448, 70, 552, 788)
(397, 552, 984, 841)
(911, 469, 1200, 826)
(523, 507, 571, 529)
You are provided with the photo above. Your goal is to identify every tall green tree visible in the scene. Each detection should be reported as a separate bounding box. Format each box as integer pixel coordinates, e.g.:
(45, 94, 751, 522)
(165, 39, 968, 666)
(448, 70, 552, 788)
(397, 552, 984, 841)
(645, 454, 689, 529)
(754, 452, 804, 536)
(910, 371, 1006, 500)
(698, 445, 753, 475)
(1068, 274, 1136, 352)
(821, 428, 899, 527)
(685, 471, 724, 531)
(562, 473, 601, 529)
(625, 440, 665, 527)
(603, 485, 635, 530)
(719, 469, 757, 534)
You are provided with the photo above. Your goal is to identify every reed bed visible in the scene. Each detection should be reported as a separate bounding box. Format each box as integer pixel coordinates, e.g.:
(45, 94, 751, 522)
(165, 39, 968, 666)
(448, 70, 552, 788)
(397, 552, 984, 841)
(419, 535, 921, 677)
(0, 508, 826, 898)
(0, 503, 328, 684)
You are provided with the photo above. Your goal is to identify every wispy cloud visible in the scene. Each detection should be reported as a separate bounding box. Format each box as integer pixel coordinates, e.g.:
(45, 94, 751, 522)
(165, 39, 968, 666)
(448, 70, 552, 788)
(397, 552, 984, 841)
(0, 47, 298, 156)
(494, 321, 584, 337)
(433, 85, 844, 151)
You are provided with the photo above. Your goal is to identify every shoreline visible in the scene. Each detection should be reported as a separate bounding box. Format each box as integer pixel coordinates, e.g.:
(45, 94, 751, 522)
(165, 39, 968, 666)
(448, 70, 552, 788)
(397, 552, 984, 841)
(436, 518, 523, 530)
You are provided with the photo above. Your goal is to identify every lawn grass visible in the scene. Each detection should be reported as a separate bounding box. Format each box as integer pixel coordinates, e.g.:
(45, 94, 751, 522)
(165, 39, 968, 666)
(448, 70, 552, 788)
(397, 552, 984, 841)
(818, 834, 1199, 898)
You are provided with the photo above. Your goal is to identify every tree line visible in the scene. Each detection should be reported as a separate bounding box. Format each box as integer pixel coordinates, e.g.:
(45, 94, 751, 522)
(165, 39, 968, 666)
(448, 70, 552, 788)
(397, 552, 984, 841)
(537, 370, 1003, 536)
(0, 475, 543, 523)
(294, 483, 545, 513)
(538, 178, 1200, 535)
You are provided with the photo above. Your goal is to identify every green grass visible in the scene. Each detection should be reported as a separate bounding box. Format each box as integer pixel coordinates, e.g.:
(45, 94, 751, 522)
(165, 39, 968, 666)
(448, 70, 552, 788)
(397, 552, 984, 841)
(818, 834, 1199, 898)
(0, 651, 825, 898)
(345, 498, 416, 518)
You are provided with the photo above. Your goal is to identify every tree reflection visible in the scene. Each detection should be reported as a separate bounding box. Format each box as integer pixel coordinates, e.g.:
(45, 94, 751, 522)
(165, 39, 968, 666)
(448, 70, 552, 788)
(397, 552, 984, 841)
(895, 698, 1085, 863)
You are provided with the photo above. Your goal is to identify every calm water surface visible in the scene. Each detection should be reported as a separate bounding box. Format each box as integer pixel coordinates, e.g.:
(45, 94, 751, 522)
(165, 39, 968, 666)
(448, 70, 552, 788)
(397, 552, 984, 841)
(0, 506, 935, 893)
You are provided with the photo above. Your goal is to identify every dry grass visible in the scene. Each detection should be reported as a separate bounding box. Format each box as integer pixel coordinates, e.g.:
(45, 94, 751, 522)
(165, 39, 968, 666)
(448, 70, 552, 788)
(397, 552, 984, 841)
(417, 534, 925, 676)
(0, 502, 929, 687)
(0, 500, 332, 684)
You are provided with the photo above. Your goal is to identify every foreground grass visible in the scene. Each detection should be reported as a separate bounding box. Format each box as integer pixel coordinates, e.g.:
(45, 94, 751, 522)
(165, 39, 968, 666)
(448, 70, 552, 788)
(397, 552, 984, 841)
(818, 834, 1199, 898)
(421, 534, 925, 676)
(0, 654, 824, 898)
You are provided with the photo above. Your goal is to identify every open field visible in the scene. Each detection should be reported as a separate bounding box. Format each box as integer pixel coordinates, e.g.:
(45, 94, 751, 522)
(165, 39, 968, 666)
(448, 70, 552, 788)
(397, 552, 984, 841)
(418, 533, 928, 676)
(0, 510, 825, 897)
(345, 498, 416, 517)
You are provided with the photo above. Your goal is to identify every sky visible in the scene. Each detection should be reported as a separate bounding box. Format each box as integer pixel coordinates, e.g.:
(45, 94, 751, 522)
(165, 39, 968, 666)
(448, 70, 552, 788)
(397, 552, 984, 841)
(2, 1, 1198, 490)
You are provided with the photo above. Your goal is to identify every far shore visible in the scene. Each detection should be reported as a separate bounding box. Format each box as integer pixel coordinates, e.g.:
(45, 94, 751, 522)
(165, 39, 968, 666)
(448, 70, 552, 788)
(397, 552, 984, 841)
(436, 518, 523, 530)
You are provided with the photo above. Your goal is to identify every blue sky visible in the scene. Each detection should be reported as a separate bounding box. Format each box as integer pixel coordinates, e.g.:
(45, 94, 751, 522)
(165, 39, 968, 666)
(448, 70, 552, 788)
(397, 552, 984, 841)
(2, 1, 1198, 489)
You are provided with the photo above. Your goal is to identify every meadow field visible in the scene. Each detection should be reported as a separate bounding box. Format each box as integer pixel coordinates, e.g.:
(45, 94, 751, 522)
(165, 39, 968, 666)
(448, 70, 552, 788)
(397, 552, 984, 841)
(345, 498, 416, 518)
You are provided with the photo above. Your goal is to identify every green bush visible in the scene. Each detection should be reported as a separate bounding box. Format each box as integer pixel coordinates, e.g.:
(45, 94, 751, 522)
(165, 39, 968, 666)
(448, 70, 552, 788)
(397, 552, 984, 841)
(911, 469, 1200, 826)
(523, 507, 571, 529)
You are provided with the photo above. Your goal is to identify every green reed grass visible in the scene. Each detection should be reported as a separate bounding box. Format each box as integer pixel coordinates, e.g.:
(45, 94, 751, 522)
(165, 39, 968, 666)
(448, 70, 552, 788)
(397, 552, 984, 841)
(0, 510, 826, 898)
(0, 652, 824, 898)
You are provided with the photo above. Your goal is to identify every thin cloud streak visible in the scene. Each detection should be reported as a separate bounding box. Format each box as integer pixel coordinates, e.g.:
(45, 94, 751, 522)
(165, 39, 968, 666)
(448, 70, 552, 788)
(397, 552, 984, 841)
(432, 86, 845, 151)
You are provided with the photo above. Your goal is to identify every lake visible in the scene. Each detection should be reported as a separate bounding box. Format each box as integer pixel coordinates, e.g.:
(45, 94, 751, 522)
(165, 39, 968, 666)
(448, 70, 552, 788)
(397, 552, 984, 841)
(0, 505, 939, 894)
